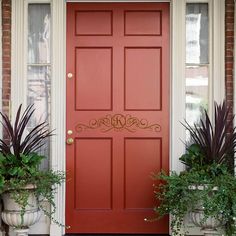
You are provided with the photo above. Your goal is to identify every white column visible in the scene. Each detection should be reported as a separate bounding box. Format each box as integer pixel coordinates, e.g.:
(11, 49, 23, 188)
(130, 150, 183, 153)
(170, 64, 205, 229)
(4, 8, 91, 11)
(171, 0, 186, 173)
(11, 0, 27, 116)
(50, 0, 66, 235)
(212, 0, 225, 104)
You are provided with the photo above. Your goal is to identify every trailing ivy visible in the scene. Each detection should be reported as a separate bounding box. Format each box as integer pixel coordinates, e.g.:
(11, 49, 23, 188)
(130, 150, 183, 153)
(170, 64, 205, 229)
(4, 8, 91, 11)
(153, 101, 236, 236)
(154, 165, 236, 235)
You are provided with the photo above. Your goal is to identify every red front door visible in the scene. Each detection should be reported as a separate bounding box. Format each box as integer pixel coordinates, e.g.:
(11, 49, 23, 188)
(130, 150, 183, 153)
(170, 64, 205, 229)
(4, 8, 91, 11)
(66, 3, 169, 234)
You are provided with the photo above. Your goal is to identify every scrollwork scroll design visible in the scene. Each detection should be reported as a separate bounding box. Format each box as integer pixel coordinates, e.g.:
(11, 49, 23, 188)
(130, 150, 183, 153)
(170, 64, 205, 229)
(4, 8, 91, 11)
(75, 114, 161, 133)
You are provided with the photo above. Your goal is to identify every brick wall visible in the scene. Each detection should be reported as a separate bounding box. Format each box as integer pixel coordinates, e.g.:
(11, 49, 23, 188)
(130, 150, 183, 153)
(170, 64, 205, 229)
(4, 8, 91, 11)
(225, 0, 234, 117)
(0, 2, 11, 233)
(2, 0, 11, 121)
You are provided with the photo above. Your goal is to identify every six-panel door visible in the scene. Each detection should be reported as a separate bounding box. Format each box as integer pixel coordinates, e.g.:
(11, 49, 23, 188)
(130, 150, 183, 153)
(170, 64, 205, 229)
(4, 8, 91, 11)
(66, 3, 169, 234)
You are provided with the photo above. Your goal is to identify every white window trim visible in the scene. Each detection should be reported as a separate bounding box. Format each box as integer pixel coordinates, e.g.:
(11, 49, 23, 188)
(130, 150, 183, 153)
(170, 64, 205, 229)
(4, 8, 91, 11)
(11, 0, 225, 235)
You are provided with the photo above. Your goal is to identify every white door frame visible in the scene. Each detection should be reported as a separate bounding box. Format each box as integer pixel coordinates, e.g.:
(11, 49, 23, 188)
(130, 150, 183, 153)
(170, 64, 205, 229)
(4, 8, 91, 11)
(11, 0, 225, 235)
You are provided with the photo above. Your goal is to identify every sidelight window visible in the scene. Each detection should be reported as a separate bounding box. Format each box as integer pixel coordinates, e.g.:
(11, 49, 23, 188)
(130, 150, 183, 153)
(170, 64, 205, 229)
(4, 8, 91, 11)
(185, 3, 209, 126)
(27, 4, 51, 169)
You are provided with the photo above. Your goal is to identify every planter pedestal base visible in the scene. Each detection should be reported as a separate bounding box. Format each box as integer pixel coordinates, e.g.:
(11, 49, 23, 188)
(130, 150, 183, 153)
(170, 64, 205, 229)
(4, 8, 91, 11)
(190, 208, 222, 236)
(14, 228, 29, 236)
(201, 229, 220, 236)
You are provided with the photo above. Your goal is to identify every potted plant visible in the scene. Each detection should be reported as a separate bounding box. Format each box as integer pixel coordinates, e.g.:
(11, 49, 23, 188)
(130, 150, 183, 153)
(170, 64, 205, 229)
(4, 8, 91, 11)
(0, 104, 65, 236)
(153, 101, 236, 236)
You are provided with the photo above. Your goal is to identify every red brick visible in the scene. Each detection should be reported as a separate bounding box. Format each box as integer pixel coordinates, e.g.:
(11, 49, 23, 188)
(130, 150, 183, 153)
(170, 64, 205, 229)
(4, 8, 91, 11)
(226, 18, 234, 23)
(225, 0, 234, 122)
(226, 12, 234, 18)
(226, 23, 234, 30)
(226, 56, 234, 62)
(2, 24, 10, 30)
(2, 44, 10, 50)
(226, 6, 234, 12)
(226, 31, 234, 37)
(2, 0, 11, 124)
(2, 56, 10, 62)
(2, 11, 10, 18)
(226, 63, 234, 69)
(226, 51, 233, 57)
(226, 38, 234, 44)
(3, 38, 10, 44)
(2, 6, 10, 12)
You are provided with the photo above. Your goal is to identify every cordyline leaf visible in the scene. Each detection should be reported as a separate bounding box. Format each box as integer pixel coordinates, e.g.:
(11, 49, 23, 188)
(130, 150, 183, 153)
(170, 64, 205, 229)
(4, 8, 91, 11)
(0, 104, 54, 158)
(23, 130, 53, 155)
(23, 124, 52, 148)
(183, 100, 235, 172)
(12, 104, 23, 156)
(20, 122, 49, 153)
(15, 105, 36, 155)
(0, 111, 13, 138)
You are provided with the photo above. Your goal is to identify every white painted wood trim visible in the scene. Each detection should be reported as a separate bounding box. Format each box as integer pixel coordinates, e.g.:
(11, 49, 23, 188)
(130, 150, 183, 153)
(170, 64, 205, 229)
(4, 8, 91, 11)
(11, 0, 27, 117)
(49, 0, 66, 235)
(212, 0, 225, 104)
(171, 0, 186, 173)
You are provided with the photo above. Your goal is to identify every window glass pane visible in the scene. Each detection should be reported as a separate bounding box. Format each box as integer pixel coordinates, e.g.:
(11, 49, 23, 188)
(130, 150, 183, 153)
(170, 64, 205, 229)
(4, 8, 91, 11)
(186, 65, 208, 126)
(27, 66, 51, 169)
(186, 3, 208, 64)
(28, 4, 51, 64)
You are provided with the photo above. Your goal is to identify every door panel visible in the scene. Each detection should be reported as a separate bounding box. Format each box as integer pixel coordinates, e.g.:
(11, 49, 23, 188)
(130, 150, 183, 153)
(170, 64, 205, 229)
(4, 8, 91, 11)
(125, 47, 161, 110)
(74, 138, 112, 210)
(75, 48, 113, 110)
(66, 3, 169, 234)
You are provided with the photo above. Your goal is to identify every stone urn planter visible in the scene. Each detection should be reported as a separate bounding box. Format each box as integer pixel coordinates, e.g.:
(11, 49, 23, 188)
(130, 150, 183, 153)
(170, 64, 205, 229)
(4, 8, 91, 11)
(190, 207, 222, 236)
(1, 185, 41, 236)
(189, 185, 222, 236)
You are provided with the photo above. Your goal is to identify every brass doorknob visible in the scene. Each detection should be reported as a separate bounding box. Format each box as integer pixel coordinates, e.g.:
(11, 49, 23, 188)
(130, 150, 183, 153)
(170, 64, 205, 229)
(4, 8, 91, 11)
(66, 138, 74, 145)
(67, 73, 73, 79)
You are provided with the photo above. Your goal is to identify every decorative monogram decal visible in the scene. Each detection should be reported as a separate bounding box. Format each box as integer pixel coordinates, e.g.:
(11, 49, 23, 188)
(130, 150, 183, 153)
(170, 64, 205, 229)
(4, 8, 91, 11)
(76, 114, 161, 133)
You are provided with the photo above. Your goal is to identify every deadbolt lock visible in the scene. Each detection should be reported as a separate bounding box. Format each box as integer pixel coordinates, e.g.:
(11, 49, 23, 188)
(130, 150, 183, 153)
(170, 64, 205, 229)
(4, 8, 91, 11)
(66, 138, 74, 145)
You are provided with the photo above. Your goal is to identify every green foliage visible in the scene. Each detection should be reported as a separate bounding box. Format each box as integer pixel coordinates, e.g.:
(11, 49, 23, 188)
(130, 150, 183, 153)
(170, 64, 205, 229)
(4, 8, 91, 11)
(4, 170, 65, 227)
(153, 101, 236, 235)
(179, 144, 204, 170)
(154, 166, 236, 236)
(0, 152, 45, 179)
(0, 104, 65, 227)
